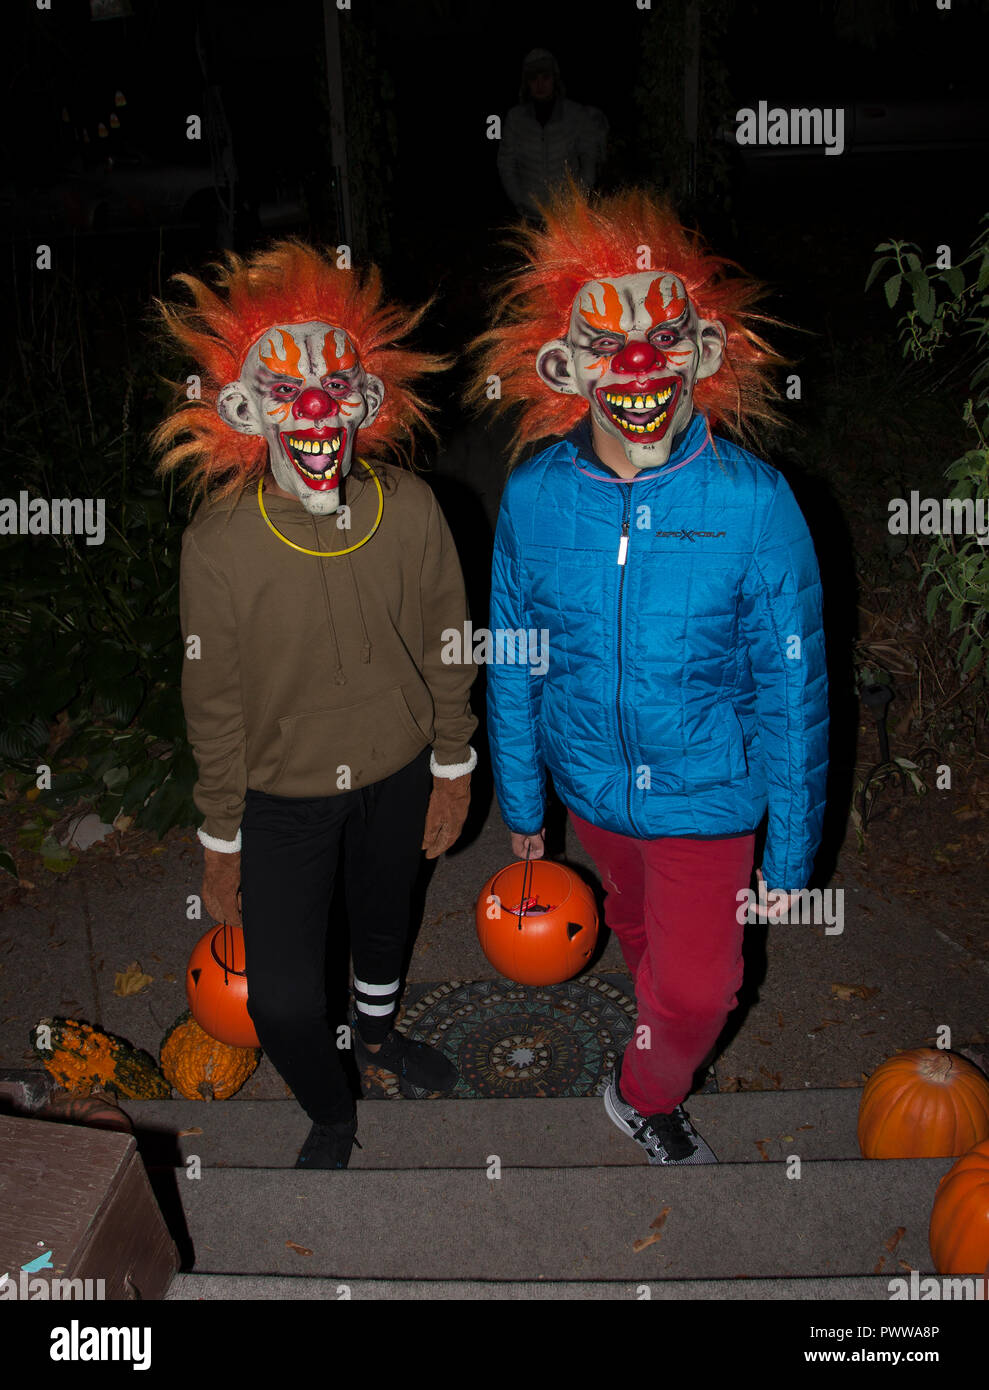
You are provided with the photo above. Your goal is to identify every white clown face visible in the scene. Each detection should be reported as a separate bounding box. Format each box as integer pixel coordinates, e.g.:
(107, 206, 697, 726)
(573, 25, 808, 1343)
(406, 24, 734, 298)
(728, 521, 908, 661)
(217, 320, 383, 515)
(536, 272, 725, 469)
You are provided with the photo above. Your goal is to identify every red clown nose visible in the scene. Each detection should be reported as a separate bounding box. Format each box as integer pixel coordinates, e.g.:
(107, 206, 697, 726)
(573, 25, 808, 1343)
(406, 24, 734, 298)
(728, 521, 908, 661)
(611, 339, 661, 374)
(293, 388, 333, 419)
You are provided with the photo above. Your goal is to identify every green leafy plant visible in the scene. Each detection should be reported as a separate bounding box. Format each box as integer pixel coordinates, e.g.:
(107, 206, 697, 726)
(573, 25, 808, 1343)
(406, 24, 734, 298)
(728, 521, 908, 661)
(866, 217, 989, 686)
(1, 272, 197, 848)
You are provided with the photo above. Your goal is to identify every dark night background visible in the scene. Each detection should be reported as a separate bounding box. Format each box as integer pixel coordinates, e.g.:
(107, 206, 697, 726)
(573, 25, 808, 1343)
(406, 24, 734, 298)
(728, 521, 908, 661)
(6, 0, 989, 318)
(3, 0, 988, 505)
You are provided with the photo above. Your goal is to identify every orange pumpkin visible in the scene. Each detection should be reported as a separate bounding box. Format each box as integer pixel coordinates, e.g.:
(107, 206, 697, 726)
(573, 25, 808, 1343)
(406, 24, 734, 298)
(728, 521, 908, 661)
(475, 859, 598, 986)
(857, 1048, 989, 1159)
(186, 923, 260, 1048)
(160, 1010, 260, 1101)
(929, 1139, 989, 1274)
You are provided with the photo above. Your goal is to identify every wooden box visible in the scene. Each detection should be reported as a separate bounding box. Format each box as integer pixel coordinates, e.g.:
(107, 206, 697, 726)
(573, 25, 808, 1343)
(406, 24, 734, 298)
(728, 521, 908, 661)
(0, 1114, 179, 1301)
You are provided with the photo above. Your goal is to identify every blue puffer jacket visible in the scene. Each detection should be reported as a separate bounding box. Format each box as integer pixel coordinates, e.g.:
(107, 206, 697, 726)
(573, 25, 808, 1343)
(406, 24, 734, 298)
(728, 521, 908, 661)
(486, 411, 829, 891)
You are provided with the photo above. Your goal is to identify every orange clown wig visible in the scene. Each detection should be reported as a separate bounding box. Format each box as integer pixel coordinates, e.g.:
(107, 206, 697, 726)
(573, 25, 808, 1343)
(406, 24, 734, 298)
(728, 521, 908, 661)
(152, 240, 445, 502)
(471, 186, 786, 462)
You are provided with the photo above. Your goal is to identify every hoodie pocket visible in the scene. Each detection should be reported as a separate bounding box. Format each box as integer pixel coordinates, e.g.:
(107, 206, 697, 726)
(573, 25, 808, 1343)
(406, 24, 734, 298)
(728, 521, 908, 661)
(269, 686, 430, 796)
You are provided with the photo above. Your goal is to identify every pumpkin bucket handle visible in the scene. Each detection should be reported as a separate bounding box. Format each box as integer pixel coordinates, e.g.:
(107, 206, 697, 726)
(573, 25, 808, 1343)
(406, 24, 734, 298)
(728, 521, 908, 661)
(209, 923, 247, 981)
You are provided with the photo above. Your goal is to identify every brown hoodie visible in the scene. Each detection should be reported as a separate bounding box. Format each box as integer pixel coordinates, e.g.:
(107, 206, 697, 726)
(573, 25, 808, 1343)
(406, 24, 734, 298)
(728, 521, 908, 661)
(179, 459, 478, 845)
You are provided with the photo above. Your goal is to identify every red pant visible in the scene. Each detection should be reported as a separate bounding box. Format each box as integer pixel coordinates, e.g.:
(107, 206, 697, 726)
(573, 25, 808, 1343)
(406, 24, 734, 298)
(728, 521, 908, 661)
(569, 812, 755, 1116)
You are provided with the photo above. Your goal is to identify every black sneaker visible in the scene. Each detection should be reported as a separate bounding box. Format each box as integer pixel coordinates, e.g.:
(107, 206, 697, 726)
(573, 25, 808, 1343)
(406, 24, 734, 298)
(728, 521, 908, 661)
(353, 1022, 458, 1095)
(603, 1054, 717, 1165)
(295, 1115, 359, 1170)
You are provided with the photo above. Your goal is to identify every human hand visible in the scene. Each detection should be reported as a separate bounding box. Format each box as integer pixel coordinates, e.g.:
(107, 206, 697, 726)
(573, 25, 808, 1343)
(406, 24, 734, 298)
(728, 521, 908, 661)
(510, 829, 545, 860)
(751, 868, 801, 922)
(422, 773, 471, 859)
(202, 848, 242, 926)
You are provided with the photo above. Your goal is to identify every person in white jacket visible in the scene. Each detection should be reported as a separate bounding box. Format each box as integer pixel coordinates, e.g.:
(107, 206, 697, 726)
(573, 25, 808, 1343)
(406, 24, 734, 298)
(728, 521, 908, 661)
(497, 49, 606, 220)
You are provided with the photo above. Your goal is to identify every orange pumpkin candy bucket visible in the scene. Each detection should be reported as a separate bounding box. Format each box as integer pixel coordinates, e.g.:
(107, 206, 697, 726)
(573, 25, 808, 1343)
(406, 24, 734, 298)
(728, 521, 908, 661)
(475, 859, 598, 986)
(186, 923, 260, 1049)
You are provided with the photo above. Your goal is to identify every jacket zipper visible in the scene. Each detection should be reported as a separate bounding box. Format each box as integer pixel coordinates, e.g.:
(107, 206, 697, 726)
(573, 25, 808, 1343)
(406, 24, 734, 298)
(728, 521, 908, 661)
(614, 488, 640, 836)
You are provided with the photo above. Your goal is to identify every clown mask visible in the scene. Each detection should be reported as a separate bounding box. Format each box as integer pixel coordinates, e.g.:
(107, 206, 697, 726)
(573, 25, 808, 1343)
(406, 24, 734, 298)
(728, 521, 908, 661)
(536, 272, 725, 470)
(217, 320, 383, 515)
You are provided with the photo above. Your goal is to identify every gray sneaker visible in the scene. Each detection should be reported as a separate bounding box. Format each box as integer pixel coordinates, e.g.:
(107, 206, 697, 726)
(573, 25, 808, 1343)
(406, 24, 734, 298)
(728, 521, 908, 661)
(603, 1057, 718, 1165)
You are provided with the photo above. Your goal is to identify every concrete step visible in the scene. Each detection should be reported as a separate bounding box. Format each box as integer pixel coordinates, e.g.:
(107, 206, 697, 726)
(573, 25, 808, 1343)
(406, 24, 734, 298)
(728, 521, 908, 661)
(164, 1159, 950, 1281)
(123, 1089, 865, 1169)
(164, 1272, 911, 1301)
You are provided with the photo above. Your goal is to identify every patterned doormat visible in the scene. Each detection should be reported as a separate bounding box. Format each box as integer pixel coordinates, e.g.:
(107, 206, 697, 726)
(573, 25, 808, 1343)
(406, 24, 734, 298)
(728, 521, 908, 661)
(359, 974, 714, 1101)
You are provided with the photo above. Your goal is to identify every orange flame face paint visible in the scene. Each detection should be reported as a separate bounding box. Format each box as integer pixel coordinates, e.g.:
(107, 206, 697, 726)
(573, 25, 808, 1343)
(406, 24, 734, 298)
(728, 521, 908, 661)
(644, 275, 687, 325)
(576, 281, 625, 334)
(322, 328, 357, 374)
(258, 328, 303, 380)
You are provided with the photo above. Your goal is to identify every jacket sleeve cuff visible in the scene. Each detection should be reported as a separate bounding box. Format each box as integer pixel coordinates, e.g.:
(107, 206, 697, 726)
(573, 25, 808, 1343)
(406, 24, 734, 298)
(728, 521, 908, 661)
(197, 827, 242, 853)
(430, 746, 477, 779)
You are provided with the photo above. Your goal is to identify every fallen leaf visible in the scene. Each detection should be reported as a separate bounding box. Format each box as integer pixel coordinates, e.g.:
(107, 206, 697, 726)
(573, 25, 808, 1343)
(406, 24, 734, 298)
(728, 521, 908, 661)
(831, 983, 880, 1001)
(114, 961, 153, 996)
(178, 1127, 203, 1137)
(633, 1205, 671, 1252)
(285, 1241, 313, 1257)
(885, 1227, 906, 1254)
(755, 1139, 771, 1161)
(873, 1255, 887, 1274)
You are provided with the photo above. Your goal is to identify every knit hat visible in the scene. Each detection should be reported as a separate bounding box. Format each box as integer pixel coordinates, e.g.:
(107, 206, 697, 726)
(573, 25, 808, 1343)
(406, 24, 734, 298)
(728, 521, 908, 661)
(522, 48, 558, 77)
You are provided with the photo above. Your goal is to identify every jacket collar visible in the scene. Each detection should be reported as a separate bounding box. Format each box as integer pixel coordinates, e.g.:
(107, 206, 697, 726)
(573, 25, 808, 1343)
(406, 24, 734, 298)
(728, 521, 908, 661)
(562, 410, 710, 481)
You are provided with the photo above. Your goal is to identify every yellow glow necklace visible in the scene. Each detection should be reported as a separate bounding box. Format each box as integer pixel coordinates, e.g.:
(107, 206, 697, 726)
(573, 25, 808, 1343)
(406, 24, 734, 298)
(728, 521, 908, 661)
(256, 458, 384, 557)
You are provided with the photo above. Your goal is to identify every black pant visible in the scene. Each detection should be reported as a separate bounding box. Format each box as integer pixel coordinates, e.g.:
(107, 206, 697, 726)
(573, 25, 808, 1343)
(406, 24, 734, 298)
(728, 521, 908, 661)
(240, 747, 432, 1124)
